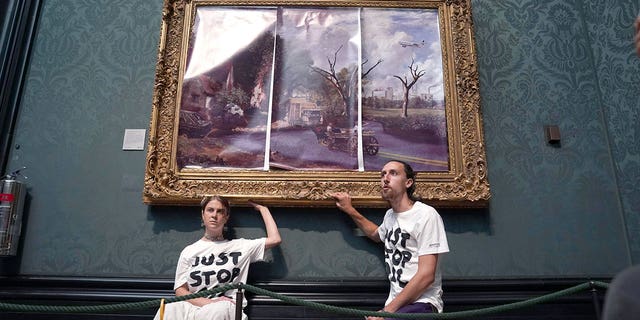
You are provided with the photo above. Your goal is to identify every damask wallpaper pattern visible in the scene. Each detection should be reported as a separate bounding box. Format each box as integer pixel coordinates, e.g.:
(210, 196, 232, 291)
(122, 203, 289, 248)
(3, 0, 638, 278)
(472, 0, 639, 268)
(582, 1, 640, 261)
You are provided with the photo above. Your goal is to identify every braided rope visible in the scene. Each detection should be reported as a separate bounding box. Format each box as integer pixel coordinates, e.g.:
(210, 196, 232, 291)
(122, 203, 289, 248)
(0, 284, 235, 313)
(238, 281, 609, 319)
(0, 281, 609, 319)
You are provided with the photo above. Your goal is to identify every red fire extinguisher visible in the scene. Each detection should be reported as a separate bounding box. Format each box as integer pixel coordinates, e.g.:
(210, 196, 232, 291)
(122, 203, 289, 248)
(0, 166, 27, 256)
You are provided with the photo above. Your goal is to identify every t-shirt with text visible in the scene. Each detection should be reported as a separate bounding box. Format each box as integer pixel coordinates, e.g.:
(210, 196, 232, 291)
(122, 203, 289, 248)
(174, 238, 266, 307)
(377, 201, 449, 312)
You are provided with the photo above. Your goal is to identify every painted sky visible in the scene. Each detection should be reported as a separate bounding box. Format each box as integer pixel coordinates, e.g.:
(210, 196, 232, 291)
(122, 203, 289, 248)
(279, 8, 360, 73)
(361, 8, 444, 101)
(185, 7, 277, 80)
(277, 7, 443, 101)
(185, 6, 444, 100)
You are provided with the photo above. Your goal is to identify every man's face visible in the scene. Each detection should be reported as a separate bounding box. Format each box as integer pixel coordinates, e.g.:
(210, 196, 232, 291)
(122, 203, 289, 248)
(380, 161, 412, 201)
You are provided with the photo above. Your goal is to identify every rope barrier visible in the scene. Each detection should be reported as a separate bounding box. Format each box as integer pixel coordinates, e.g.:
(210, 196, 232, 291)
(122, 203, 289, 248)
(0, 284, 235, 313)
(0, 281, 609, 319)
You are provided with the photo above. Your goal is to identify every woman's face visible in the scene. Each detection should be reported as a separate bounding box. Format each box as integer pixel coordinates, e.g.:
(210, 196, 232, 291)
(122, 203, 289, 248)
(201, 199, 229, 232)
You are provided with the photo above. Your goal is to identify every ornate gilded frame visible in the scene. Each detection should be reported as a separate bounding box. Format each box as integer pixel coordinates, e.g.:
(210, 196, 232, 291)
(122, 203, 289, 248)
(144, 0, 490, 207)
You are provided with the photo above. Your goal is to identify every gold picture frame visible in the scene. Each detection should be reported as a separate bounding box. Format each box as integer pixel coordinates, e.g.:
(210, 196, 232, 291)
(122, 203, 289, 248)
(144, 0, 490, 207)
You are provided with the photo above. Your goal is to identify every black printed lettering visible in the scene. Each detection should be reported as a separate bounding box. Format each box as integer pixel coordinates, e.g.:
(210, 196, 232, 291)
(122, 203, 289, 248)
(202, 270, 216, 286)
(384, 247, 393, 259)
(229, 252, 241, 264)
(231, 268, 241, 282)
(190, 270, 202, 287)
(386, 228, 398, 245)
(385, 230, 392, 242)
(384, 228, 414, 289)
(388, 264, 396, 282)
(216, 252, 229, 265)
(398, 271, 408, 288)
(193, 251, 243, 268)
(386, 228, 411, 249)
(216, 269, 231, 282)
(390, 249, 412, 267)
(401, 251, 412, 268)
(396, 268, 403, 283)
(400, 232, 410, 248)
(202, 254, 215, 266)
(392, 249, 403, 266)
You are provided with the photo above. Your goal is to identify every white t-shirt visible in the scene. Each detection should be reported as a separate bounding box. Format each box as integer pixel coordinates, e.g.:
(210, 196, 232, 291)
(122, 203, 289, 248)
(377, 201, 449, 312)
(174, 238, 266, 307)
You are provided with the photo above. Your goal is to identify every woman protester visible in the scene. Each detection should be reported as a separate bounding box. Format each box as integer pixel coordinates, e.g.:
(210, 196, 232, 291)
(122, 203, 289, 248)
(154, 195, 281, 320)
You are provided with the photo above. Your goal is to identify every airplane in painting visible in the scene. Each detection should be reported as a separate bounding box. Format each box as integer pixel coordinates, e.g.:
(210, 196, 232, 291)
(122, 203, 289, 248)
(399, 40, 425, 48)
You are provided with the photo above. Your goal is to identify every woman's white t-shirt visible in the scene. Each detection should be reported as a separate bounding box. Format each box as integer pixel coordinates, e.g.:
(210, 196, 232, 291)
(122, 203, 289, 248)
(174, 238, 266, 307)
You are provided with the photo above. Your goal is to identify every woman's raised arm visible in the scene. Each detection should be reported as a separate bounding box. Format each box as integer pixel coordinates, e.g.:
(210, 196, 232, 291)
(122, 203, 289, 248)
(249, 200, 282, 249)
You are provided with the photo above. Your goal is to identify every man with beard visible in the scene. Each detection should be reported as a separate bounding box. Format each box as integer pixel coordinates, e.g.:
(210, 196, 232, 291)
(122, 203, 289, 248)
(332, 160, 449, 319)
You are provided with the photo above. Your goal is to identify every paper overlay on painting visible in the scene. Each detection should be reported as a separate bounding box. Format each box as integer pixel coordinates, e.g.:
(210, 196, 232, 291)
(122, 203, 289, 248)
(144, 0, 490, 207)
(176, 6, 448, 172)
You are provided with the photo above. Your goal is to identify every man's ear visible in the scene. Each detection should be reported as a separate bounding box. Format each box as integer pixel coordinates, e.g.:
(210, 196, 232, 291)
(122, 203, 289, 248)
(406, 178, 414, 188)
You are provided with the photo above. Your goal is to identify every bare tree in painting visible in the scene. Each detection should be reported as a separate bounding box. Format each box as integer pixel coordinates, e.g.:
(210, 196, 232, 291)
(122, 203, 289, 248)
(310, 45, 382, 118)
(393, 58, 426, 118)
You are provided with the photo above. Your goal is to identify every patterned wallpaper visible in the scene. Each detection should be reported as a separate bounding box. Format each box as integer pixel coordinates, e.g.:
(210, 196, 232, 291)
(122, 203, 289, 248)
(1, 0, 638, 279)
(582, 1, 640, 262)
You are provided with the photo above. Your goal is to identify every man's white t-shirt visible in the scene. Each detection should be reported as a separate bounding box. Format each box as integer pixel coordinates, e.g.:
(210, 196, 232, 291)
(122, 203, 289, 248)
(174, 238, 266, 307)
(377, 201, 449, 312)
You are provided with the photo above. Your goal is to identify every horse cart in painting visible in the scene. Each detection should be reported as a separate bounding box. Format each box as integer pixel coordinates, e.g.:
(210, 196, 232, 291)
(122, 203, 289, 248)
(313, 126, 379, 156)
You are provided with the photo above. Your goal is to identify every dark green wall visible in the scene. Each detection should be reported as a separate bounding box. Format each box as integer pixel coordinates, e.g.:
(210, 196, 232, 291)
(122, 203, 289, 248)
(1, 0, 638, 280)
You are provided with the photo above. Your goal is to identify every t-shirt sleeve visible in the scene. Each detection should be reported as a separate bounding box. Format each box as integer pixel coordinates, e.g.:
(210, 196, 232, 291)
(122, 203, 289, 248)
(245, 238, 267, 263)
(377, 210, 391, 240)
(417, 208, 450, 256)
(173, 247, 191, 290)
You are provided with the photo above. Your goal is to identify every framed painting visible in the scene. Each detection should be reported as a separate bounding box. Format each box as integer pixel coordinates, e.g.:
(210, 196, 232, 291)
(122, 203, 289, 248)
(144, 0, 490, 207)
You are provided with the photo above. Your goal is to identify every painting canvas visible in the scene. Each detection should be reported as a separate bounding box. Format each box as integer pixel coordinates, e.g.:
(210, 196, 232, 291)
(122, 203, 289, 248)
(144, 0, 490, 207)
(177, 7, 277, 170)
(174, 6, 447, 172)
(361, 8, 448, 172)
(269, 7, 361, 170)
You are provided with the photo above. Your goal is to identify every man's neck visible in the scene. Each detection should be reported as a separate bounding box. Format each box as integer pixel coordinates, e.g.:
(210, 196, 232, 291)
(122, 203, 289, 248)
(389, 195, 414, 213)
